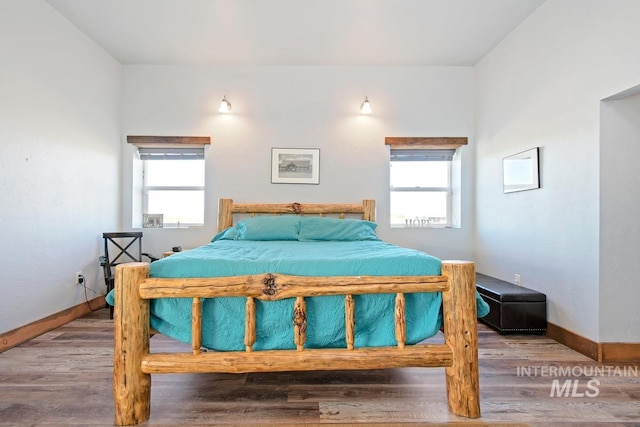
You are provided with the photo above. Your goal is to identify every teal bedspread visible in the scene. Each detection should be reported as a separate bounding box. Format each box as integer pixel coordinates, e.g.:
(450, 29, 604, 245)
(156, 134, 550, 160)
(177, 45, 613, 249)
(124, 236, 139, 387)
(107, 217, 489, 351)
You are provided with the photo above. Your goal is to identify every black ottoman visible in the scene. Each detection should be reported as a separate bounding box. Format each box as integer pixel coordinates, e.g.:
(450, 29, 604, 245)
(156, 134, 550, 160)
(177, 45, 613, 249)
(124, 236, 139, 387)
(476, 273, 547, 334)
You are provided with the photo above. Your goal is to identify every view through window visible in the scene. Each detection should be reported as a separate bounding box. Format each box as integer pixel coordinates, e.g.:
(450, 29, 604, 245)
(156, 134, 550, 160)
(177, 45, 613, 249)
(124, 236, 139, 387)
(142, 149, 205, 227)
(390, 149, 454, 228)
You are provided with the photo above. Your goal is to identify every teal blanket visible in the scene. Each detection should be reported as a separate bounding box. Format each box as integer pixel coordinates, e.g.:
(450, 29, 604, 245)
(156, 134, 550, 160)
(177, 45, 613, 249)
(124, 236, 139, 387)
(108, 239, 488, 351)
(106, 217, 488, 350)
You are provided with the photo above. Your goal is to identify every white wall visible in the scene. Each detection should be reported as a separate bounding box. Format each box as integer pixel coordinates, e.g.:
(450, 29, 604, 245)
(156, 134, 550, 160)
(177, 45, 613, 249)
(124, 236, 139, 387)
(121, 65, 476, 260)
(600, 89, 640, 342)
(0, 0, 122, 334)
(475, 0, 640, 341)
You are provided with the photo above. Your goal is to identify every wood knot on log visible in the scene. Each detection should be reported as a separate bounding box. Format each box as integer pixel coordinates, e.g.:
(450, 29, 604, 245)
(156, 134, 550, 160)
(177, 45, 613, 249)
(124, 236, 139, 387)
(291, 202, 302, 214)
(293, 306, 307, 333)
(262, 273, 277, 296)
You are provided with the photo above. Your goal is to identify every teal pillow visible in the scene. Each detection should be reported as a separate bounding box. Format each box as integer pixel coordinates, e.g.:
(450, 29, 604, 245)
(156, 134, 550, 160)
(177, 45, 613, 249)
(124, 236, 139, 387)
(236, 215, 301, 241)
(211, 227, 237, 242)
(298, 217, 379, 241)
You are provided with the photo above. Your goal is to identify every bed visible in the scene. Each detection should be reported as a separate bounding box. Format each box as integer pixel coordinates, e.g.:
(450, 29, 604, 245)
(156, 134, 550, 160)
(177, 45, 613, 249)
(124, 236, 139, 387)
(112, 199, 484, 425)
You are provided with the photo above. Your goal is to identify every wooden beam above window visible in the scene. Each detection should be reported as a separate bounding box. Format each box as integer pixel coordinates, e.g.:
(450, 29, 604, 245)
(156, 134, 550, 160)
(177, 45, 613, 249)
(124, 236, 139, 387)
(127, 136, 211, 148)
(385, 137, 467, 150)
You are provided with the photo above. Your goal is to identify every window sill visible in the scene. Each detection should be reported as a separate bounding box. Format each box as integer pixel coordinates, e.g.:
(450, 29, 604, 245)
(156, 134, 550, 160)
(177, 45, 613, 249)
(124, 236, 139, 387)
(390, 224, 451, 229)
(135, 224, 205, 230)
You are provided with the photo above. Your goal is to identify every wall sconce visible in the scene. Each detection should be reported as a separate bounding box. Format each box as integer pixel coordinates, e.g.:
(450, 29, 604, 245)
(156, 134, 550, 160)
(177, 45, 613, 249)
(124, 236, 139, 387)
(218, 95, 232, 113)
(360, 96, 372, 114)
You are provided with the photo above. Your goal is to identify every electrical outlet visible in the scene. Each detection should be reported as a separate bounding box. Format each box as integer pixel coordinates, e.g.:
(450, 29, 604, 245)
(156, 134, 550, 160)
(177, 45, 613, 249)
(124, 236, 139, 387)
(514, 274, 522, 286)
(75, 271, 84, 286)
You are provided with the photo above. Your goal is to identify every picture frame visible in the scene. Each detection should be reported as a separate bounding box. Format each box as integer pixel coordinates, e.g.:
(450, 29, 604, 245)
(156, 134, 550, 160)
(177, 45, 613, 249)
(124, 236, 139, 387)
(143, 213, 163, 228)
(271, 148, 320, 184)
(503, 147, 540, 193)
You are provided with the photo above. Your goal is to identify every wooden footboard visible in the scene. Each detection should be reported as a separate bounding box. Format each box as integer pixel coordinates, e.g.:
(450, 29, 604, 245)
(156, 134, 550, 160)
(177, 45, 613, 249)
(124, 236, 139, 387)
(112, 260, 480, 425)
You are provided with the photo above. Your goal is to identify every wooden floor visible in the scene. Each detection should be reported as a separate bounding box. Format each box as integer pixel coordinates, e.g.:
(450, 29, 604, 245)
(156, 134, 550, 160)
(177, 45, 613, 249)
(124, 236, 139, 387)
(1, 309, 639, 427)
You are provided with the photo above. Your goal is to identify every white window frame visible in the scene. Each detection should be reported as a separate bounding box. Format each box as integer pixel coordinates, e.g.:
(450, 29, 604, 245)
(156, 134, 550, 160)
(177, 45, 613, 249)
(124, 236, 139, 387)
(138, 146, 206, 228)
(128, 136, 211, 229)
(390, 149, 455, 228)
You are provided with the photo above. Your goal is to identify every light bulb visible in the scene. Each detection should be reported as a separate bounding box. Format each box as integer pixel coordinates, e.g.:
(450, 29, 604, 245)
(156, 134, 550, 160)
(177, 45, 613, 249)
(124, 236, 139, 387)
(218, 96, 231, 113)
(360, 96, 372, 114)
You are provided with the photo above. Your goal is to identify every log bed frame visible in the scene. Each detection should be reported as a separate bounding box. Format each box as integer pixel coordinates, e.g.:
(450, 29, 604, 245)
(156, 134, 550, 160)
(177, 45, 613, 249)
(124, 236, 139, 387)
(113, 199, 480, 425)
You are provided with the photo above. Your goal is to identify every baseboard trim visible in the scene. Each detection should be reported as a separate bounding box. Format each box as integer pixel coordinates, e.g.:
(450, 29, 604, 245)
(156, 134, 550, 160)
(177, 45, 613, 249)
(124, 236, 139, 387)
(546, 322, 640, 362)
(599, 342, 640, 363)
(546, 322, 599, 360)
(0, 296, 106, 353)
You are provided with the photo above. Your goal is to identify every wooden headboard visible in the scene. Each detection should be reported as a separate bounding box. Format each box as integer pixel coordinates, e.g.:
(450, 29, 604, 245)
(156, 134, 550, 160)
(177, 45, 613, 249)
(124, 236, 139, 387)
(217, 199, 376, 232)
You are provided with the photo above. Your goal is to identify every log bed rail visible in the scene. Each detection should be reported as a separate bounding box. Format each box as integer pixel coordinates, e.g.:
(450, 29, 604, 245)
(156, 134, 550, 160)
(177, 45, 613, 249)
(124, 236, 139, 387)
(113, 199, 480, 425)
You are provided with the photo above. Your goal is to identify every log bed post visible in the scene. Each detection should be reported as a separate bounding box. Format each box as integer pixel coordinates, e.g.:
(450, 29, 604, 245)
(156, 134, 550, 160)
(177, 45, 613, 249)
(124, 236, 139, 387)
(441, 260, 480, 418)
(218, 198, 234, 232)
(362, 199, 375, 221)
(113, 262, 151, 426)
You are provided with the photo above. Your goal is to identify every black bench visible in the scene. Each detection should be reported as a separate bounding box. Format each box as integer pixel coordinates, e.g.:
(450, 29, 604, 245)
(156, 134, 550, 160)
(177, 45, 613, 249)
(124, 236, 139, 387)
(476, 273, 547, 334)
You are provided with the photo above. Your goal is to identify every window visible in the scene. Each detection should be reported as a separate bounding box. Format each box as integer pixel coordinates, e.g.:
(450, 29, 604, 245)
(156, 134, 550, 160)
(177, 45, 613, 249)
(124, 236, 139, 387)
(139, 147, 205, 227)
(128, 136, 210, 229)
(386, 136, 466, 229)
(390, 149, 455, 228)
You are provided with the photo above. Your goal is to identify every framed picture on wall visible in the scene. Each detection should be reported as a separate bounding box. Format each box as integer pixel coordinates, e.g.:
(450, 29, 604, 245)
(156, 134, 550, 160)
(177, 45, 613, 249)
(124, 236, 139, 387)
(503, 147, 540, 193)
(143, 213, 163, 228)
(271, 148, 320, 184)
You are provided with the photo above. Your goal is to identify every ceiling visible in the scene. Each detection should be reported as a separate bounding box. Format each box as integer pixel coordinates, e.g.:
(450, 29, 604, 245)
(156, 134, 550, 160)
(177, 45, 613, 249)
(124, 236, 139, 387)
(45, 0, 544, 66)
